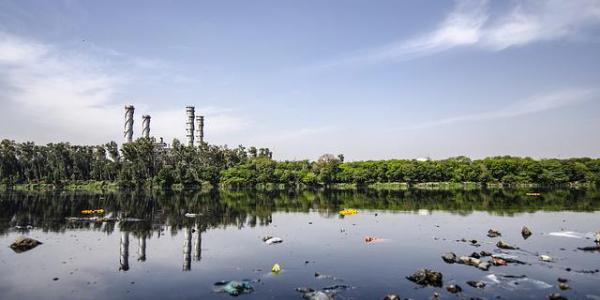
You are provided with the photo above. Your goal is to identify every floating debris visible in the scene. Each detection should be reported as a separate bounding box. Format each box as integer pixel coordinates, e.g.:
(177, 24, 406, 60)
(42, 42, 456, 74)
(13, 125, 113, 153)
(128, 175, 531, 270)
(296, 287, 335, 300)
(339, 209, 358, 216)
(213, 280, 254, 296)
(271, 263, 281, 273)
(81, 209, 104, 215)
(522, 226, 532, 239)
(364, 236, 383, 244)
(540, 255, 553, 262)
(10, 236, 42, 253)
(446, 284, 462, 293)
(262, 236, 283, 245)
(483, 274, 552, 291)
(487, 229, 502, 238)
(184, 213, 201, 218)
(577, 246, 600, 252)
(406, 269, 443, 287)
(383, 295, 400, 300)
(558, 282, 570, 290)
(548, 231, 585, 239)
(526, 193, 541, 196)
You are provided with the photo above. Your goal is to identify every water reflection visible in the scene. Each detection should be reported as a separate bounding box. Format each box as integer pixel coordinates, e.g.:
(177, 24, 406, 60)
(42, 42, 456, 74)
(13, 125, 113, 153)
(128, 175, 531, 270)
(1, 188, 600, 237)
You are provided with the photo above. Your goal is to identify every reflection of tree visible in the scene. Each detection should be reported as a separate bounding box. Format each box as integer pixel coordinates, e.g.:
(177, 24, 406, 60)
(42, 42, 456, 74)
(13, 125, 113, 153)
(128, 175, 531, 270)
(1, 188, 600, 236)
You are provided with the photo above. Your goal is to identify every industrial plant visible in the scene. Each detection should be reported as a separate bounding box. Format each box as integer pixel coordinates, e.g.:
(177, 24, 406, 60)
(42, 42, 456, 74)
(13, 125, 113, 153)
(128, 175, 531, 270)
(123, 105, 205, 147)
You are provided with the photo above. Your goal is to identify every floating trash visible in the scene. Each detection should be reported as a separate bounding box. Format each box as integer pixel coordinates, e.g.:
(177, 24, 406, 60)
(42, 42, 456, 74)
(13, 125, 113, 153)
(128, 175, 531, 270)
(339, 209, 358, 216)
(262, 236, 283, 245)
(81, 209, 104, 215)
(271, 263, 281, 273)
(213, 280, 254, 296)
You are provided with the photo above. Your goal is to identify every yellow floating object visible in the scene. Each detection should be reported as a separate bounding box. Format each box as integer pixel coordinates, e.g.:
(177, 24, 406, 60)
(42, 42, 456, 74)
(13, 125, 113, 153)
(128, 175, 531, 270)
(339, 209, 358, 216)
(81, 209, 105, 215)
(271, 263, 281, 273)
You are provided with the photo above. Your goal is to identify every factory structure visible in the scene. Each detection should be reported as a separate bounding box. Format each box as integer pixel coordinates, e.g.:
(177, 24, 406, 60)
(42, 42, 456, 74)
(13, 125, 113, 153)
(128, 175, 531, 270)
(123, 104, 205, 147)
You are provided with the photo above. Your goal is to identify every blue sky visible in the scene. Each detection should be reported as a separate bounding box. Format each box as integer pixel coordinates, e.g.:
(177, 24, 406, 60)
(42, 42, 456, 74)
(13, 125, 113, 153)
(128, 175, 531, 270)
(1, 0, 599, 160)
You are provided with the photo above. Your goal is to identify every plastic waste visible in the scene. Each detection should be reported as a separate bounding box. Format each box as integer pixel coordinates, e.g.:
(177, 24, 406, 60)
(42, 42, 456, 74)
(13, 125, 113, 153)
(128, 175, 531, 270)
(548, 231, 585, 239)
(339, 209, 358, 216)
(262, 236, 283, 245)
(184, 213, 201, 218)
(213, 280, 254, 296)
(271, 263, 281, 273)
(482, 274, 552, 291)
(364, 236, 381, 243)
(81, 209, 104, 215)
(539, 255, 553, 262)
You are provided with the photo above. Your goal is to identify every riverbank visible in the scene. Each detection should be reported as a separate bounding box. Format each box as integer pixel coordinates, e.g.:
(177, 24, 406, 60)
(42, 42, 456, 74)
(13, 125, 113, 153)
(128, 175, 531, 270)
(1, 180, 596, 193)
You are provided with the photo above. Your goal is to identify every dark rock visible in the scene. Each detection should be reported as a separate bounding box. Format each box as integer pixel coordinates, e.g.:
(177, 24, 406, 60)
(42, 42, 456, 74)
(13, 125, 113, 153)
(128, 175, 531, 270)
(548, 293, 567, 300)
(406, 269, 443, 287)
(521, 226, 532, 239)
(446, 284, 462, 293)
(383, 295, 400, 300)
(477, 262, 490, 271)
(479, 251, 492, 257)
(470, 252, 481, 259)
(10, 236, 42, 253)
(441, 252, 457, 264)
(467, 281, 485, 288)
(470, 240, 478, 245)
(53, 277, 59, 281)
(496, 240, 517, 250)
(487, 229, 502, 238)
(557, 278, 568, 283)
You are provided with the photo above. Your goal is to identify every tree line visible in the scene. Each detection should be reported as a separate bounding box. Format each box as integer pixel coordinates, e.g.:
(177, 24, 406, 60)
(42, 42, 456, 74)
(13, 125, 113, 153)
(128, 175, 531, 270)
(1, 138, 599, 188)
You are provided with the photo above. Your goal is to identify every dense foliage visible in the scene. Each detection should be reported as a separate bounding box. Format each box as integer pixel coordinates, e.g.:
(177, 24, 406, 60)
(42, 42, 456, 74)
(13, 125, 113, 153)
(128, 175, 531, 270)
(1, 138, 599, 188)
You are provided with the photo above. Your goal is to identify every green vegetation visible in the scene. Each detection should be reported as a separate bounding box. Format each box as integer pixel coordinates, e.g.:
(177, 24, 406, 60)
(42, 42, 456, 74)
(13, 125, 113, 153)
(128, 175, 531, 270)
(1, 139, 599, 190)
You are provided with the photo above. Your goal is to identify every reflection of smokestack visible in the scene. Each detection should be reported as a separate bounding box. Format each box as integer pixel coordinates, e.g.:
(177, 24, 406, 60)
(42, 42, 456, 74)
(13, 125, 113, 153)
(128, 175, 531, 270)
(120, 232, 130, 271)
(183, 227, 192, 271)
(193, 226, 202, 261)
(142, 115, 151, 139)
(138, 236, 146, 262)
(124, 105, 134, 143)
(195, 116, 204, 146)
(186, 106, 195, 147)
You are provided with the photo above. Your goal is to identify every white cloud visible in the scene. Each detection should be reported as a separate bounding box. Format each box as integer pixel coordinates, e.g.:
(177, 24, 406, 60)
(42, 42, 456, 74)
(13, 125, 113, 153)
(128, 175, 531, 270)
(404, 88, 597, 130)
(0, 32, 247, 145)
(318, 0, 600, 68)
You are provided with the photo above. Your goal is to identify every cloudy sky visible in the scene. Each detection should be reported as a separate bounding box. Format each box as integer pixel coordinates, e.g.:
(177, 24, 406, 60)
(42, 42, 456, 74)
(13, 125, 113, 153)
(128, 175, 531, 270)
(1, 0, 599, 160)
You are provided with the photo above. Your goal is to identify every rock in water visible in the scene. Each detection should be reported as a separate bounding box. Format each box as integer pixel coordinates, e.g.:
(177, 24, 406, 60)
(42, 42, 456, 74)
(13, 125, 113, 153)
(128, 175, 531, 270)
(10, 236, 42, 253)
(487, 229, 502, 238)
(441, 252, 457, 264)
(406, 269, 443, 287)
(497, 240, 517, 250)
(467, 281, 486, 288)
(594, 231, 600, 244)
(522, 226, 532, 239)
(548, 293, 567, 300)
(383, 295, 400, 300)
(558, 282, 570, 290)
(446, 284, 462, 293)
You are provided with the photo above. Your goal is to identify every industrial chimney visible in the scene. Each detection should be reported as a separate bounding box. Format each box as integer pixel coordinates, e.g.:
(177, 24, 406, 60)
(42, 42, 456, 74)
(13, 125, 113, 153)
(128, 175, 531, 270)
(185, 106, 195, 146)
(142, 115, 151, 139)
(124, 105, 134, 143)
(195, 115, 204, 146)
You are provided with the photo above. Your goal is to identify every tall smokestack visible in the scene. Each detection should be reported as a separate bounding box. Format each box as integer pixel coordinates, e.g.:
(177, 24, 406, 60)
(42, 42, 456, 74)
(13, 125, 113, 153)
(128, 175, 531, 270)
(124, 105, 134, 143)
(195, 115, 204, 146)
(142, 115, 151, 138)
(185, 106, 195, 146)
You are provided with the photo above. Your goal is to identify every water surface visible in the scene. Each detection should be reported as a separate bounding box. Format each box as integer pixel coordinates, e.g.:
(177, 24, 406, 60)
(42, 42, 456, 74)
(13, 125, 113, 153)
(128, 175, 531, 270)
(1, 189, 599, 299)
